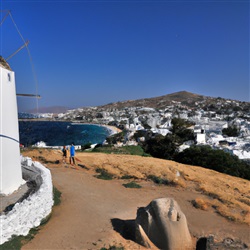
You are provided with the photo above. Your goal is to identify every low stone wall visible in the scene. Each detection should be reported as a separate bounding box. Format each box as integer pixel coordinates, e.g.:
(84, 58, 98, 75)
(0, 157, 54, 245)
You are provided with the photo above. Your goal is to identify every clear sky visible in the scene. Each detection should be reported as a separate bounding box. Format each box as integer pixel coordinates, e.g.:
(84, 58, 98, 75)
(1, 0, 249, 112)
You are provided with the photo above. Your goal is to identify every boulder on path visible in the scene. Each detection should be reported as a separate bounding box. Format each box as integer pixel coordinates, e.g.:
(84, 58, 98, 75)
(135, 197, 193, 250)
(196, 236, 249, 250)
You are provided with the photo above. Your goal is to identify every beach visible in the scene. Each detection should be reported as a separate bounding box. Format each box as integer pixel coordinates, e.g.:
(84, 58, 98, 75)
(102, 124, 122, 135)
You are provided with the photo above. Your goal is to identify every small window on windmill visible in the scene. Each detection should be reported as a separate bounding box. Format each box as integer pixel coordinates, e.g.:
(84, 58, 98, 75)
(8, 73, 11, 82)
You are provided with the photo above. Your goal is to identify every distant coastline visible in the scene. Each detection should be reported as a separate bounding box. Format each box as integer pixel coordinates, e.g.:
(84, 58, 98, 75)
(18, 120, 121, 147)
(18, 119, 122, 135)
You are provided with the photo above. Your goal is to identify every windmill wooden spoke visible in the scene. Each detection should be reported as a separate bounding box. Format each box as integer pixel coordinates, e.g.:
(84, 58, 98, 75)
(16, 93, 41, 99)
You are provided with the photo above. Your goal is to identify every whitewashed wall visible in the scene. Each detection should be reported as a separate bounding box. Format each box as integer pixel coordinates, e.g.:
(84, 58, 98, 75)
(196, 133, 206, 144)
(0, 158, 54, 245)
(0, 66, 24, 195)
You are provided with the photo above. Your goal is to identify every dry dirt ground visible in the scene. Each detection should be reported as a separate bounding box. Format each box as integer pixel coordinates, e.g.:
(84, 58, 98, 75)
(21, 149, 250, 250)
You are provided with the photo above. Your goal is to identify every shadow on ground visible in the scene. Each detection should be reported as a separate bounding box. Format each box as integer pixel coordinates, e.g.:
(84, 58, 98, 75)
(111, 218, 136, 242)
(111, 219, 249, 250)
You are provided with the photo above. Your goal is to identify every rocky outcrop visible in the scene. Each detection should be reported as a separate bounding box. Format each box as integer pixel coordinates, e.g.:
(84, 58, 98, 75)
(135, 198, 193, 250)
(196, 236, 249, 250)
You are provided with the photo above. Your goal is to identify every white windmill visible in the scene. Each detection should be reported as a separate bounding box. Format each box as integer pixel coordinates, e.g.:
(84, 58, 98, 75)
(0, 10, 40, 195)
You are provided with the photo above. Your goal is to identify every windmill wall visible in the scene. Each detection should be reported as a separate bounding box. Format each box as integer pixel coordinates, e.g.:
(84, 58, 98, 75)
(0, 65, 25, 195)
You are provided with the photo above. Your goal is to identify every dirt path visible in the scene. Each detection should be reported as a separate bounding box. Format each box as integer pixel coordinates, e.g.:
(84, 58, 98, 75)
(22, 160, 250, 250)
(22, 165, 154, 249)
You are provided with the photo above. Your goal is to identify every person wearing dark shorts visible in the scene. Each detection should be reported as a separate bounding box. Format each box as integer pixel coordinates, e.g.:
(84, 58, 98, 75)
(62, 145, 67, 163)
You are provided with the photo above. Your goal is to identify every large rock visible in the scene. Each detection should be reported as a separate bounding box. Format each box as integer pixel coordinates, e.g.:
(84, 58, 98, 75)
(196, 236, 249, 250)
(135, 198, 193, 250)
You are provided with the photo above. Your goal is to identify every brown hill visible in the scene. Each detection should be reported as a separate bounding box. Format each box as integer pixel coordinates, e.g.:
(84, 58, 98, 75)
(101, 91, 206, 110)
(21, 149, 250, 249)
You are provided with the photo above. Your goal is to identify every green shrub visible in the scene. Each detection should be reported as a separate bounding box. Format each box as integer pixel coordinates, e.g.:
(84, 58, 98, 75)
(222, 125, 240, 137)
(174, 145, 250, 180)
(106, 131, 126, 145)
(123, 181, 142, 188)
(142, 134, 177, 160)
(0, 214, 52, 250)
(141, 118, 195, 160)
(92, 145, 150, 157)
(121, 174, 137, 179)
(133, 130, 147, 141)
(0, 186, 61, 250)
(0, 236, 23, 250)
(53, 186, 62, 206)
(147, 175, 169, 185)
(94, 168, 113, 180)
(171, 118, 194, 133)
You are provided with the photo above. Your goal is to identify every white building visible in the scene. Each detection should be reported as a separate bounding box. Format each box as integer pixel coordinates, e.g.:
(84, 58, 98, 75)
(194, 125, 206, 144)
(0, 59, 25, 195)
(196, 133, 206, 144)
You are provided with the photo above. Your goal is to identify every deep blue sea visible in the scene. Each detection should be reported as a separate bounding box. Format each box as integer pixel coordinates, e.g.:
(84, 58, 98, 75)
(18, 121, 111, 147)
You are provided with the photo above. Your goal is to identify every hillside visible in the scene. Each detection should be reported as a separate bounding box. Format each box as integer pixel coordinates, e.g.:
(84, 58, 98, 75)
(28, 91, 249, 119)
(100, 91, 206, 110)
(21, 149, 250, 249)
(87, 89, 249, 114)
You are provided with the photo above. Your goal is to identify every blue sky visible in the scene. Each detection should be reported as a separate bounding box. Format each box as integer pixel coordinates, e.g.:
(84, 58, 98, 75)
(1, 0, 249, 112)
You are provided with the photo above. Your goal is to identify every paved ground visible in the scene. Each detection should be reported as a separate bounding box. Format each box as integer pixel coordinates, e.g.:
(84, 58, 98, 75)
(0, 183, 28, 213)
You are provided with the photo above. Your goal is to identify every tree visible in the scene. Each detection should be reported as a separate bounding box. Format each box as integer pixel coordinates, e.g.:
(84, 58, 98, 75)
(174, 145, 250, 180)
(142, 134, 177, 160)
(141, 118, 195, 160)
(222, 125, 240, 137)
(171, 118, 195, 143)
(106, 131, 126, 145)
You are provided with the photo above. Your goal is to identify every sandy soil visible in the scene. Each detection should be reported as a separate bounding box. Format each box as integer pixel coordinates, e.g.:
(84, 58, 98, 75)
(21, 149, 250, 250)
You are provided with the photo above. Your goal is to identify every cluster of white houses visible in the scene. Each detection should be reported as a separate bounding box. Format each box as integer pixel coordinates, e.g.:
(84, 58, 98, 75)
(35, 103, 250, 160)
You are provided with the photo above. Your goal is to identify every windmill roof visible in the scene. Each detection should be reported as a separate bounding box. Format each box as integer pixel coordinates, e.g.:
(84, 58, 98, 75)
(0, 56, 11, 70)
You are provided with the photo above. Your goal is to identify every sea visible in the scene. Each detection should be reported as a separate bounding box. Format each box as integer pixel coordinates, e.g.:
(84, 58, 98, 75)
(18, 121, 112, 147)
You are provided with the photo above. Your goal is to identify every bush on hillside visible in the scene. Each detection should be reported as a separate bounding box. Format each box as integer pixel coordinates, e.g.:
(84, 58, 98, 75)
(171, 118, 194, 134)
(141, 118, 195, 160)
(92, 145, 150, 156)
(122, 181, 142, 189)
(170, 118, 195, 143)
(106, 131, 126, 145)
(174, 145, 250, 180)
(142, 134, 177, 160)
(222, 125, 240, 137)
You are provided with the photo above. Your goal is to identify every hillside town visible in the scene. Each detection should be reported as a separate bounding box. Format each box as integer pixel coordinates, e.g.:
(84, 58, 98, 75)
(19, 92, 250, 160)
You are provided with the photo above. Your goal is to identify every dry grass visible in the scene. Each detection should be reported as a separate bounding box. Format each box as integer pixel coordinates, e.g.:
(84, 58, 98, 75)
(22, 149, 250, 225)
(196, 182, 250, 224)
(191, 198, 210, 211)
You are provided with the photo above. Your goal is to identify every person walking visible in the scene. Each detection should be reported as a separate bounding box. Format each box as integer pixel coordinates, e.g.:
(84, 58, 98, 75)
(62, 145, 67, 163)
(70, 143, 76, 165)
